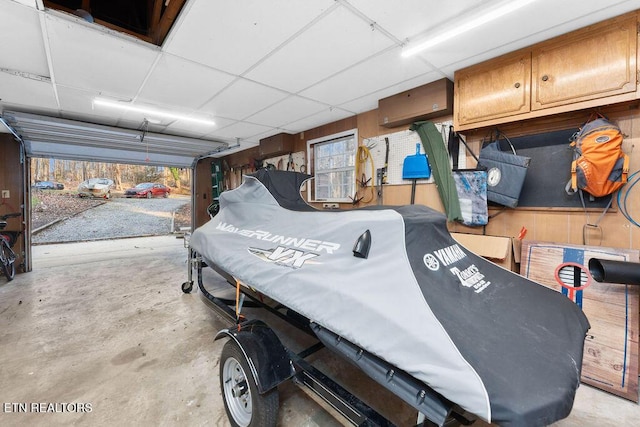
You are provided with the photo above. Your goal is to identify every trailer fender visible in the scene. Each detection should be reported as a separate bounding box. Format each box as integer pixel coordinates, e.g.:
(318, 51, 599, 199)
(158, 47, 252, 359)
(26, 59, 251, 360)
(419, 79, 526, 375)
(215, 319, 294, 394)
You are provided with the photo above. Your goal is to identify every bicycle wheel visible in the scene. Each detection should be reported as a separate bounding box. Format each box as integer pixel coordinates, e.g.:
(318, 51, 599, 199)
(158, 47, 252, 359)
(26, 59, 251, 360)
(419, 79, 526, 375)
(1, 241, 16, 281)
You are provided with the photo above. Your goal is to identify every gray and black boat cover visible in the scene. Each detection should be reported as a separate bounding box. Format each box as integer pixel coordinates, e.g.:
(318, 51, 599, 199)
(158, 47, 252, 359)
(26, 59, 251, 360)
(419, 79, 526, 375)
(190, 170, 590, 426)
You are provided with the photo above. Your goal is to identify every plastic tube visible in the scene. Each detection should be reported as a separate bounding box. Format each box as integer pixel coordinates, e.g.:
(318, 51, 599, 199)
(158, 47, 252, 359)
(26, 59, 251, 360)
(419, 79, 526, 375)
(588, 258, 640, 285)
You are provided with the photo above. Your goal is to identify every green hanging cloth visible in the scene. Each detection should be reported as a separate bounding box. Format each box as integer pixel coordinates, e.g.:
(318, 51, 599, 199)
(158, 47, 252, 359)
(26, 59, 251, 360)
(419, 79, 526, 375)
(409, 121, 463, 222)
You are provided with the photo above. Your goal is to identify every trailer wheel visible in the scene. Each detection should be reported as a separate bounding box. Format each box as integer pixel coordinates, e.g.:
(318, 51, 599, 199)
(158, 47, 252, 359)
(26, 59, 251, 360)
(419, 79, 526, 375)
(220, 340, 278, 427)
(181, 281, 193, 293)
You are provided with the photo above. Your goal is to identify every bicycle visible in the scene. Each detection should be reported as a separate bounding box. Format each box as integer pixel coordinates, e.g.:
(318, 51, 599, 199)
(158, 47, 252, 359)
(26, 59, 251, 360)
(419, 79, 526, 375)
(0, 212, 22, 281)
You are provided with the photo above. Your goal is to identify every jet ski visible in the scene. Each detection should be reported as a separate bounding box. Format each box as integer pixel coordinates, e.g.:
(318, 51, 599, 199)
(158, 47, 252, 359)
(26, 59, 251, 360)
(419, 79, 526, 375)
(188, 169, 590, 426)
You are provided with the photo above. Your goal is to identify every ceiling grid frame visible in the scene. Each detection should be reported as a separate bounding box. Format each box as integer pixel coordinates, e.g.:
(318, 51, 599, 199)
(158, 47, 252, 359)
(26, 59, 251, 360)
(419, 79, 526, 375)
(1, 0, 639, 164)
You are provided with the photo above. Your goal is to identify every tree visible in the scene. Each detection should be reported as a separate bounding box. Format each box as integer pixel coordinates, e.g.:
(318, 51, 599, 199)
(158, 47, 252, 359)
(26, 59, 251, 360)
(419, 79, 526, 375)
(169, 167, 181, 190)
(112, 163, 122, 190)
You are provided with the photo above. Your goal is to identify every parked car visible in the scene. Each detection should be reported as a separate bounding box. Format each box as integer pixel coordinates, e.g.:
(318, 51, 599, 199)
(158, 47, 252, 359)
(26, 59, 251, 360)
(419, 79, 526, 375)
(33, 181, 64, 190)
(124, 183, 171, 199)
(78, 178, 114, 199)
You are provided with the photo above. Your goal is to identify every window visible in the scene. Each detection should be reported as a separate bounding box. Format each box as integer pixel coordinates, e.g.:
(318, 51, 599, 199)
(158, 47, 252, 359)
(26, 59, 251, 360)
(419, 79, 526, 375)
(307, 129, 357, 202)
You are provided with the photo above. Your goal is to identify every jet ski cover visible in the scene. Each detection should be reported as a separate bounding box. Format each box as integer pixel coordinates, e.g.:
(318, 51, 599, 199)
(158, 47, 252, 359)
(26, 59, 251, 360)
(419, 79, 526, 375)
(190, 170, 589, 426)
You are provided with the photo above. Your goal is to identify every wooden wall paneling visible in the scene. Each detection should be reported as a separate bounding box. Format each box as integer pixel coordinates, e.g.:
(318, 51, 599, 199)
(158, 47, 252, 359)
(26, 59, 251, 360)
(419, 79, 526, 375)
(225, 146, 260, 169)
(617, 109, 640, 249)
(575, 212, 633, 248)
(0, 134, 26, 274)
(357, 109, 386, 140)
(299, 116, 358, 146)
(457, 102, 640, 250)
(194, 158, 213, 228)
(499, 209, 537, 240)
(292, 133, 306, 154)
(567, 210, 591, 245)
(356, 110, 455, 212)
(531, 211, 570, 242)
(356, 110, 394, 206)
(468, 208, 505, 235)
(381, 184, 443, 210)
(520, 240, 639, 402)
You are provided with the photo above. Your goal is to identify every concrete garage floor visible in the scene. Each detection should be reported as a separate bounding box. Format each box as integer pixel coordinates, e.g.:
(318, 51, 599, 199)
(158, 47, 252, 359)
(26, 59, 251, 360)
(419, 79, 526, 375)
(0, 236, 638, 426)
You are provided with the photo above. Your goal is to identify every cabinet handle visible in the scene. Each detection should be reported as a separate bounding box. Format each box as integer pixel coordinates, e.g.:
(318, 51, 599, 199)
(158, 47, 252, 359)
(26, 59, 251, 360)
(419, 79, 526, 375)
(514, 82, 521, 88)
(541, 75, 549, 82)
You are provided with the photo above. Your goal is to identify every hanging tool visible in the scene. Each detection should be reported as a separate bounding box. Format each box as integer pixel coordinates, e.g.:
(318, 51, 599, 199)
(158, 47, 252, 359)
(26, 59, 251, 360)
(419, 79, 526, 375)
(376, 138, 389, 205)
(287, 153, 295, 171)
(402, 143, 431, 204)
(351, 145, 375, 204)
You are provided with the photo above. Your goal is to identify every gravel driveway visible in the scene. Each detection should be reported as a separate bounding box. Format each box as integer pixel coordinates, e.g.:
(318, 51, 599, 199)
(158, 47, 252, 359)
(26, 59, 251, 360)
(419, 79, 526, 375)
(32, 196, 190, 244)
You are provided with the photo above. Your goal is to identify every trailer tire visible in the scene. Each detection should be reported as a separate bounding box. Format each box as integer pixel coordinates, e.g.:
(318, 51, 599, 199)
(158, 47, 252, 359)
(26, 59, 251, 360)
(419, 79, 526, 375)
(220, 339, 278, 427)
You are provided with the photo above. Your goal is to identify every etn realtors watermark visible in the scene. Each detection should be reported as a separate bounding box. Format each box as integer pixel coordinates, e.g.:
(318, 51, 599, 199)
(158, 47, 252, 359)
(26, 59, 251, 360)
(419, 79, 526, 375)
(3, 402, 92, 413)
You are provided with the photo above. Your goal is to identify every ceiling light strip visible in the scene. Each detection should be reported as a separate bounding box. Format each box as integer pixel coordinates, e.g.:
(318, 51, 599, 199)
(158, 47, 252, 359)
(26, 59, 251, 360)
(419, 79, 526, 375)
(402, 0, 538, 57)
(93, 98, 216, 126)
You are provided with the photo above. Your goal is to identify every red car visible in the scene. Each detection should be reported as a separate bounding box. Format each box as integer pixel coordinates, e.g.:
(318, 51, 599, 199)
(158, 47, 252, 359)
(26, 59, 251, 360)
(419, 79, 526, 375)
(124, 183, 171, 198)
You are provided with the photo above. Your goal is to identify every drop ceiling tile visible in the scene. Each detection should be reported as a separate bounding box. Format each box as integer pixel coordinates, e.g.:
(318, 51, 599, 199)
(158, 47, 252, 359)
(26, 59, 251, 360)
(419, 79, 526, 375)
(246, 96, 328, 128)
(164, 0, 336, 75)
(347, 0, 486, 41)
(0, 72, 58, 110)
(299, 47, 435, 106)
(137, 54, 236, 110)
(44, 12, 158, 95)
(165, 116, 235, 140)
(209, 121, 273, 142)
(335, 95, 378, 116)
(337, 71, 445, 114)
(13, 0, 38, 6)
(89, 101, 149, 127)
(281, 107, 355, 134)
(244, 5, 395, 93)
(0, 1, 49, 76)
(57, 86, 120, 126)
(202, 78, 290, 121)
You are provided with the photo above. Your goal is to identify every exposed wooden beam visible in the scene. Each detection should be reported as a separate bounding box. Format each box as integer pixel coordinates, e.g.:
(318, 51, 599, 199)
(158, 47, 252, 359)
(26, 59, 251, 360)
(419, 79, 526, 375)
(151, 0, 163, 27)
(153, 0, 186, 45)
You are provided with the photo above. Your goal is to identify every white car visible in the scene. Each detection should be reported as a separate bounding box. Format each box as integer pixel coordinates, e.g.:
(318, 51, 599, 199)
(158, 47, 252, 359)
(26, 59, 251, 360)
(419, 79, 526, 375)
(77, 178, 114, 199)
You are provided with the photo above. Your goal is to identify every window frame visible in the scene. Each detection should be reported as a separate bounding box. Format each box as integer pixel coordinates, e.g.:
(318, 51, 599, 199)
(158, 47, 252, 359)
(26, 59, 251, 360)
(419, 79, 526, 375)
(306, 129, 358, 203)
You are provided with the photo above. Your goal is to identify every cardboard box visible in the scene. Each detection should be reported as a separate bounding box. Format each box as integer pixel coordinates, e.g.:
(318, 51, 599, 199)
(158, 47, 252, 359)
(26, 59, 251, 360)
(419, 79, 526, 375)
(451, 233, 517, 272)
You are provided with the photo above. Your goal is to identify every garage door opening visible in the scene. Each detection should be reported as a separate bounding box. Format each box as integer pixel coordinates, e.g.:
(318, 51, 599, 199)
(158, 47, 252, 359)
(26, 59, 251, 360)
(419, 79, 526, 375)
(31, 158, 192, 245)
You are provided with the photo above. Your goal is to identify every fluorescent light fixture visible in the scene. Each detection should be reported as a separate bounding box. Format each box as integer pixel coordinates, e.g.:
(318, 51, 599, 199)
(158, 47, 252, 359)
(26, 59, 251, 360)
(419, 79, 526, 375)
(93, 98, 216, 126)
(402, 0, 538, 57)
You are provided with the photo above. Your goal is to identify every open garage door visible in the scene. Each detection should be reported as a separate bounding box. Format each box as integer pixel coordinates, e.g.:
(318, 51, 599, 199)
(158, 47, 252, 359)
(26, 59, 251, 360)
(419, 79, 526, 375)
(1, 111, 229, 275)
(2, 111, 229, 167)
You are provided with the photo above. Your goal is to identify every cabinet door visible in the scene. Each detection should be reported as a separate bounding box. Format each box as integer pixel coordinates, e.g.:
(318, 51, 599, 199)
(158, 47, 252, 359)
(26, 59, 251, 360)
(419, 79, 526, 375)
(532, 15, 637, 110)
(455, 52, 531, 126)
